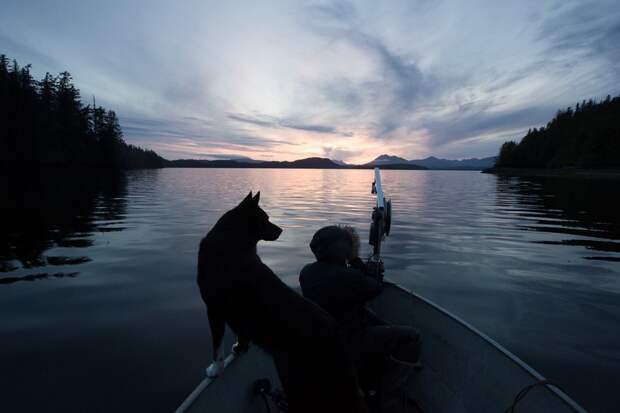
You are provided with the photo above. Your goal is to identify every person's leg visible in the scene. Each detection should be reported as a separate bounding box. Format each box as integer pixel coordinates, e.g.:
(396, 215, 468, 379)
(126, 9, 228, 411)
(389, 326, 422, 363)
(274, 345, 367, 413)
(267, 282, 367, 412)
(350, 325, 421, 366)
(348, 326, 422, 413)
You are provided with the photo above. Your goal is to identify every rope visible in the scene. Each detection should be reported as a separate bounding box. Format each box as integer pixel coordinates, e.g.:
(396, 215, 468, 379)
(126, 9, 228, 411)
(504, 379, 564, 413)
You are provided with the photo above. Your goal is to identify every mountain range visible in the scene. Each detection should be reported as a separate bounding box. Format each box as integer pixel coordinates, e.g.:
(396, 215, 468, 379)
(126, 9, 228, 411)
(166, 154, 496, 170)
(166, 157, 426, 170)
(367, 154, 497, 170)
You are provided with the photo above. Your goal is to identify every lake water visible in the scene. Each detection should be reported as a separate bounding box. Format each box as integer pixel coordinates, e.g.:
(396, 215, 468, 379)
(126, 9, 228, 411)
(1, 168, 619, 412)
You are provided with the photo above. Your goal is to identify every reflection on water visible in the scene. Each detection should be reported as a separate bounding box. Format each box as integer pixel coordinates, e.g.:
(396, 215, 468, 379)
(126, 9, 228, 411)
(0, 169, 618, 412)
(0, 169, 127, 283)
(498, 176, 620, 259)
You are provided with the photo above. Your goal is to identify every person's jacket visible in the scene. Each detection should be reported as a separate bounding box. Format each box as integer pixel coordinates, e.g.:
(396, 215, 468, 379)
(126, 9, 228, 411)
(299, 260, 381, 332)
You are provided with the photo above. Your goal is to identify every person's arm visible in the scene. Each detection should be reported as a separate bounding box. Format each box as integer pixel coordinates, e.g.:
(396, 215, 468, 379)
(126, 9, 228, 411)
(349, 256, 384, 281)
(331, 266, 382, 306)
(345, 261, 387, 324)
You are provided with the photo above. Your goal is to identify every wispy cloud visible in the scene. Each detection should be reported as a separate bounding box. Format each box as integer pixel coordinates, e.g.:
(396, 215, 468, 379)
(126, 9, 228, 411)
(306, 2, 437, 137)
(538, 1, 620, 67)
(3, 0, 619, 162)
(228, 112, 353, 136)
(322, 146, 364, 161)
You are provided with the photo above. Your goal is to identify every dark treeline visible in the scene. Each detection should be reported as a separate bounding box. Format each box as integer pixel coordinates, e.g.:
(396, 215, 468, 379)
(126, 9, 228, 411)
(0, 54, 165, 168)
(496, 95, 620, 169)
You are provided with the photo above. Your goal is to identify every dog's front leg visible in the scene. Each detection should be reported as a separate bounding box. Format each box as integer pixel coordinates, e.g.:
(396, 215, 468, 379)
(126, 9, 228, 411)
(232, 334, 250, 355)
(206, 308, 225, 378)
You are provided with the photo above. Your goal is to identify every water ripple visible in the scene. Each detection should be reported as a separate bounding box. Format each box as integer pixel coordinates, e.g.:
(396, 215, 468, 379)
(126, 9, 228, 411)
(1, 169, 619, 412)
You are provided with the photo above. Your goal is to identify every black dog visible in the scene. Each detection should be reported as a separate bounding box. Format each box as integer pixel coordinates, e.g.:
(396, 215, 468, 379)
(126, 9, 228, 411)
(197, 192, 366, 413)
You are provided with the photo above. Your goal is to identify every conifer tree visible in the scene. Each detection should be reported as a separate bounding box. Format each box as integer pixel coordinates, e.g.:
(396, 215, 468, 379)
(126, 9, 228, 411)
(0, 54, 165, 168)
(496, 96, 620, 168)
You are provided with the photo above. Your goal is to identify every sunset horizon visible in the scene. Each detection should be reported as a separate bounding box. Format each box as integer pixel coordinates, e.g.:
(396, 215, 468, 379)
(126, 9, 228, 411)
(3, 0, 618, 164)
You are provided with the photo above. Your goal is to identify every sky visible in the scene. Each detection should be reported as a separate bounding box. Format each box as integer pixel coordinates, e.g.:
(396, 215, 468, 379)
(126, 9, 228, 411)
(2, 0, 619, 163)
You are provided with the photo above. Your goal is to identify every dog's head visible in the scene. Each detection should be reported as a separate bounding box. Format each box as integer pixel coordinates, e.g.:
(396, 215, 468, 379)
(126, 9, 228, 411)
(234, 192, 283, 242)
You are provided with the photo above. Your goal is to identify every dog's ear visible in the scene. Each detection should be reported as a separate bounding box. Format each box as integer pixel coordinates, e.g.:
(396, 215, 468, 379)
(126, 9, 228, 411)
(252, 191, 260, 206)
(239, 191, 253, 207)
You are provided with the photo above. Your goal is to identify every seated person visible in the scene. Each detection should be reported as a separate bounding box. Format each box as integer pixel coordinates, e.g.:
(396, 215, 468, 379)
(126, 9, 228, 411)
(299, 225, 421, 408)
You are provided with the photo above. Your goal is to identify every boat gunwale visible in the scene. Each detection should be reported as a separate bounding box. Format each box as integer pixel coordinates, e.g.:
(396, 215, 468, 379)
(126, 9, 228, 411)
(384, 280, 587, 413)
(176, 353, 238, 413)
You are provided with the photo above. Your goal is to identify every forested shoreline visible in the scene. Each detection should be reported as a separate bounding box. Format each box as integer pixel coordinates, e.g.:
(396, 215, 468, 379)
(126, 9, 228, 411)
(4, 53, 617, 172)
(495, 95, 620, 169)
(0, 54, 164, 169)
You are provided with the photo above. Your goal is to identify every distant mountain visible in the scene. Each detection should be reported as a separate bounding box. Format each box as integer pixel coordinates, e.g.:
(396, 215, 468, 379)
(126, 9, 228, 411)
(366, 163, 426, 170)
(371, 154, 410, 165)
(366, 154, 496, 170)
(409, 156, 497, 170)
(273, 157, 341, 168)
(166, 153, 495, 170)
(229, 156, 263, 164)
(167, 157, 344, 169)
(166, 156, 426, 170)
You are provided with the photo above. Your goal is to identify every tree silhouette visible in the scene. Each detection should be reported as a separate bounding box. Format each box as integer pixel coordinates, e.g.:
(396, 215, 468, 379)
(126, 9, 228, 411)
(0, 54, 165, 168)
(496, 95, 620, 169)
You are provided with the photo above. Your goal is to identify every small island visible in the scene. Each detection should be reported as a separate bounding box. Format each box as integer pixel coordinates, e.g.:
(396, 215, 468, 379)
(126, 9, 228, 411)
(485, 95, 620, 178)
(0, 55, 164, 169)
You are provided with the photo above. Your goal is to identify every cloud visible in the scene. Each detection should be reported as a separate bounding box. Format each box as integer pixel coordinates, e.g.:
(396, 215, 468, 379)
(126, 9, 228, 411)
(228, 113, 277, 128)
(307, 1, 357, 22)
(3, 0, 619, 162)
(539, 1, 620, 66)
(120, 113, 301, 160)
(0, 31, 63, 73)
(420, 103, 559, 148)
(318, 78, 364, 113)
(307, 2, 437, 137)
(194, 153, 259, 161)
(228, 112, 353, 136)
(322, 146, 364, 161)
(280, 120, 335, 134)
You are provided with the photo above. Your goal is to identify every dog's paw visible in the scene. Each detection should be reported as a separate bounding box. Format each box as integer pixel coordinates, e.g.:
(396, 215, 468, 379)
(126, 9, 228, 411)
(206, 359, 224, 378)
(232, 341, 249, 355)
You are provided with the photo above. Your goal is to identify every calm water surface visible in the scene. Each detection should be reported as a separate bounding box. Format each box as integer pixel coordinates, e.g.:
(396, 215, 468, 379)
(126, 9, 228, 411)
(1, 168, 619, 412)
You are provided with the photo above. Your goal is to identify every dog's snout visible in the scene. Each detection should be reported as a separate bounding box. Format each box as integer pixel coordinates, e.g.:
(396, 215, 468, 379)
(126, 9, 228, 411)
(263, 222, 283, 241)
(274, 225, 283, 238)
